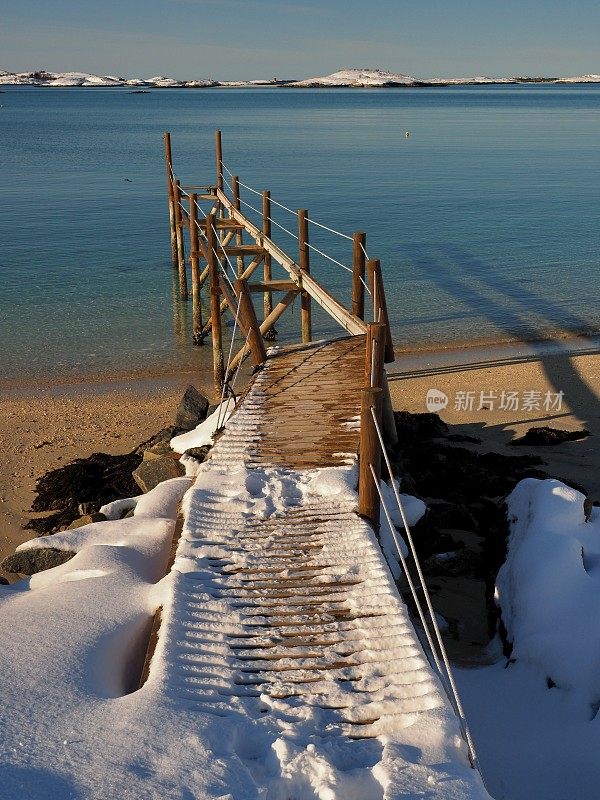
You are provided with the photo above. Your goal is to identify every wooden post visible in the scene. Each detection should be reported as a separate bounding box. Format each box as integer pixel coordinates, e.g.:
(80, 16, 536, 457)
(367, 259, 394, 363)
(189, 194, 203, 344)
(232, 176, 245, 277)
(215, 129, 223, 191)
(358, 387, 383, 531)
(352, 232, 366, 319)
(173, 179, 188, 300)
(234, 279, 268, 367)
(226, 289, 298, 378)
(298, 209, 312, 343)
(262, 190, 275, 340)
(207, 212, 224, 392)
(164, 132, 178, 268)
(365, 322, 398, 447)
(364, 322, 386, 389)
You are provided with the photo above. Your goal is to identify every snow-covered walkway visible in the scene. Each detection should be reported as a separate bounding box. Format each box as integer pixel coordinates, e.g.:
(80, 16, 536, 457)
(0, 339, 490, 798)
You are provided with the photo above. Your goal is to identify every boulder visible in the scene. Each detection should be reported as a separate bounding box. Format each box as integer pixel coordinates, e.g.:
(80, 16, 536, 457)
(1, 547, 75, 575)
(175, 385, 209, 431)
(132, 457, 185, 493)
(394, 411, 449, 443)
(143, 439, 174, 461)
(67, 512, 107, 530)
(184, 445, 211, 464)
(511, 426, 590, 446)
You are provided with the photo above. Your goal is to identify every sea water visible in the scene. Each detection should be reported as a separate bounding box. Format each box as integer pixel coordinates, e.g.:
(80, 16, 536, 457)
(1, 84, 599, 382)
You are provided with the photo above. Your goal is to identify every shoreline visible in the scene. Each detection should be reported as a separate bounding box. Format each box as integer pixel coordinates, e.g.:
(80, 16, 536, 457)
(2, 337, 598, 581)
(2, 331, 599, 395)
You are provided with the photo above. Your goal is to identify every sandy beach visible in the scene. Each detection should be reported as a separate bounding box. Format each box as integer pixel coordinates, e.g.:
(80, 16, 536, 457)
(388, 341, 600, 500)
(0, 368, 220, 581)
(2, 339, 598, 586)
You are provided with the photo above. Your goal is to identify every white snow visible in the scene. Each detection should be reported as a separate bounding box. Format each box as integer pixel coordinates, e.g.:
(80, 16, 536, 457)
(170, 397, 235, 453)
(0, 375, 487, 798)
(290, 68, 417, 87)
(558, 74, 600, 83)
(452, 477, 600, 800)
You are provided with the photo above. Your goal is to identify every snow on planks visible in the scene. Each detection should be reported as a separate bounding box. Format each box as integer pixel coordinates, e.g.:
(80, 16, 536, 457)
(157, 335, 491, 798)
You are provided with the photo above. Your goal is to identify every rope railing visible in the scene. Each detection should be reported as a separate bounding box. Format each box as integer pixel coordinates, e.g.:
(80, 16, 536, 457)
(220, 158, 372, 256)
(368, 407, 482, 775)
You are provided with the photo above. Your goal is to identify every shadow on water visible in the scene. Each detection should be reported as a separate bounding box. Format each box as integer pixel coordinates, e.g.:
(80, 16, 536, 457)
(403, 242, 599, 431)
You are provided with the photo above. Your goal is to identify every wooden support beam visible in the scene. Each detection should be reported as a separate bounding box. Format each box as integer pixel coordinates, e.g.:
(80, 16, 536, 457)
(199, 251, 265, 339)
(223, 245, 267, 257)
(358, 387, 383, 532)
(164, 132, 178, 268)
(198, 218, 245, 230)
(226, 289, 299, 378)
(189, 194, 203, 345)
(216, 189, 367, 336)
(352, 232, 366, 320)
(298, 208, 312, 343)
(247, 280, 297, 293)
(367, 259, 394, 363)
(235, 279, 267, 367)
(173, 179, 188, 300)
(262, 190, 275, 340)
(207, 211, 224, 392)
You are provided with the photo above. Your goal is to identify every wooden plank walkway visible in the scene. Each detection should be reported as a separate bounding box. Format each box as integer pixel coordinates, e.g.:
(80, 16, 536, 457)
(159, 338, 474, 754)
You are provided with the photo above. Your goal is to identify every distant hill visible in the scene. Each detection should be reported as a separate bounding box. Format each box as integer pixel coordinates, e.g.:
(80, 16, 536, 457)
(1, 67, 599, 88)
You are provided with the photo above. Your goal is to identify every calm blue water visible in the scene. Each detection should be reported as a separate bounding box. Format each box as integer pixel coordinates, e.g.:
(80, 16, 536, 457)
(1, 85, 599, 382)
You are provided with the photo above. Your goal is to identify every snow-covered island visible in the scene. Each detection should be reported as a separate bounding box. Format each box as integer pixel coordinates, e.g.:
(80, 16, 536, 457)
(1, 67, 600, 88)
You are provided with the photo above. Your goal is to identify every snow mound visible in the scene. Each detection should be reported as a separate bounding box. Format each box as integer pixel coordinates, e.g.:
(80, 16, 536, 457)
(498, 477, 600, 699)
(290, 68, 416, 87)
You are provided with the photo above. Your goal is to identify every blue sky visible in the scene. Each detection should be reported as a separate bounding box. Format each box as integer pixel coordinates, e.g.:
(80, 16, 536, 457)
(2, 0, 599, 79)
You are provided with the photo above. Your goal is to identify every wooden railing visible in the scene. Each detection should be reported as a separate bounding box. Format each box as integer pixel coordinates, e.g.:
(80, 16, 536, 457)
(164, 129, 397, 528)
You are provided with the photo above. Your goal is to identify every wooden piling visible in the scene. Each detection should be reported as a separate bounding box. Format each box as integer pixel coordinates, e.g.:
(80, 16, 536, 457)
(298, 209, 312, 343)
(164, 132, 178, 268)
(215, 129, 223, 191)
(358, 387, 383, 531)
(262, 190, 275, 339)
(232, 176, 245, 277)
(367, 259, 394, 363)
(173, 179, 188, 300)
(207, 212, 224, 392)
(189, 194, 203, 344)
(352, 232, 366, 320)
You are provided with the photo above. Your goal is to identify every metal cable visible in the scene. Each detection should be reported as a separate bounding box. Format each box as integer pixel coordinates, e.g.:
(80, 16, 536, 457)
(370, 408, 482, 774)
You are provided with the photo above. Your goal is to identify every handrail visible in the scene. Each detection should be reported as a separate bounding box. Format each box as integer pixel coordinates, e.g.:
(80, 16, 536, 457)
(216, 188, 368, 337)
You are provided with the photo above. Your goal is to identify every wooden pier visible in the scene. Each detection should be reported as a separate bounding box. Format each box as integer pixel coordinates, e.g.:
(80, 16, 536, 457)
(157, 132, 485, 792)
(164, 129, 397, 530)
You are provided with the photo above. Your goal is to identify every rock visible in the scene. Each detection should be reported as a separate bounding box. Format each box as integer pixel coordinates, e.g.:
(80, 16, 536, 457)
(185, 445, 211, 464)
(27, 450, 142, 535)
(510, 426, 590, 447)
(423, 548, 482, 577)
(0, 576, 8, 585)
(67, 512, 107, 530)
(175, 385, 209, 432)
(1, 547, 75, 575)
(428, 501, 477, 532)
(143, 439, 174, 461)
(394, 411, 449, 443)
(132, 457, 185, 493)
(135, 426, 177, 456)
